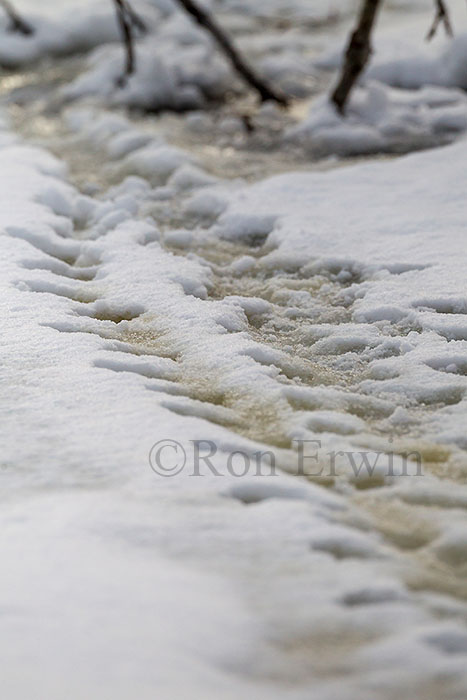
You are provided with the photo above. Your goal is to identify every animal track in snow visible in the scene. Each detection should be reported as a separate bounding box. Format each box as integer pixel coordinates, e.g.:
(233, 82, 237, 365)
(425, 355, 467, 376)
(160, 396, 239, 429)
(414, 298, 467, 315)
(413, 385, 465, 407)
(18, 278, 97, 304)
(6, 226, 79, 265)
(226, 482, 307, 505)
(20, 258, 98, 281)
(75, 303, 144, 324)
(93, 356, 178, 382)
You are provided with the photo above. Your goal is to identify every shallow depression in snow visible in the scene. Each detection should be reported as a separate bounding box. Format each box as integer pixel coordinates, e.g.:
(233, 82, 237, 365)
(1, 2, 467, 698)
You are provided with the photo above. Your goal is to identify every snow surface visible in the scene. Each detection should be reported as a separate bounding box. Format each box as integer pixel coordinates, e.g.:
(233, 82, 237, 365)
(1, 97, 466, 700)
(291, 0, 467, 155)
(0, 0, 122, 66)
(287, 81, 467, 156)
(206, 135, 467, 450)
(0, 1, 467, 698)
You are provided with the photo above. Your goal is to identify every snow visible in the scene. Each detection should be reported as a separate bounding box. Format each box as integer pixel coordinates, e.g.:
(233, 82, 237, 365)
(0, 119, 300, 698)
(294, 0, 467, 155)
(0, 1, 122, 66)
(370, 33, 467, 91)
(287, 82, 467, 156)
(204, 135, 467, 454)
(2, 98, 467, 697)
(58, 0, 324, 110)
(0, 0, 467, 698)
(62, 38, 229, 111)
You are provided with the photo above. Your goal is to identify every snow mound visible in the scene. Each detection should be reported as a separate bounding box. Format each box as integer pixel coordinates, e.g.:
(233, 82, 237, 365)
(63, 34, 232, 111)
(370, 33, 467, 91)
(287, 81, 467, 156)
(0, 2, 128, 67)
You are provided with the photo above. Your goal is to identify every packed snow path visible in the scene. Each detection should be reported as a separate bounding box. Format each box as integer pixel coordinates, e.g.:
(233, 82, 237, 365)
(1, 58, 467, 700)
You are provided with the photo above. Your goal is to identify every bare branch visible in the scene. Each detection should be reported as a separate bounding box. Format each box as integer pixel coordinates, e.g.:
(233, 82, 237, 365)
(112, 0, 148, 87)
(174, 0, 289, 106)
(0, 0, 34, 35)
(113, 0, 136, 86)
(426, 0, 453, 41)
(331, 0, 383, 115)
(123, 0, 147, 33)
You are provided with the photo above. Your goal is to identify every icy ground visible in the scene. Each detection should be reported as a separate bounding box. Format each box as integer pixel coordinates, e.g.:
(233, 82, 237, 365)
(0, 1, 467, 699)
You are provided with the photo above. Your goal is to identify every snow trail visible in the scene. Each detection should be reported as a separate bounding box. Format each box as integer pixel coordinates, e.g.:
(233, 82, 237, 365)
(6, 57, 466, 481)
(1, 49, 467, 698)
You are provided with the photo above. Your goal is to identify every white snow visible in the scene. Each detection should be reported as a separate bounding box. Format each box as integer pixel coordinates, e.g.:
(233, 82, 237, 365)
(0, 0, 121, 66)
(1, 97, 466, 697)
(295, 0, 467, 155)
(287, 82, 467, 156)
(0, 1, 466, 698)
(205, 135, 467, 454)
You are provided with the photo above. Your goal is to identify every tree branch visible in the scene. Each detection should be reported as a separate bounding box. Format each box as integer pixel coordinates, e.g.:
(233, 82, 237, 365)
(331, 0, 383, 114)
(118, 0, 147, 33)
(0, 0, 34, 35)
(112, 0, 148, 87)
(426, 0, 453, 41)
(113, 0, 135, 86)
(174, 0, 289, 106)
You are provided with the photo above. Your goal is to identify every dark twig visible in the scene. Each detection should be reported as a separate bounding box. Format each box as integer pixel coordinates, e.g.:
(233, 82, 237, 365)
(121, 0, 147, 33)
(113, 0, 136, 86)
(331, 0, 383, 114)
(426, 0, 453, 40)
(113, 0, 147, 87)
(174, 0, 289, 106)
(0, 0, 34, 35)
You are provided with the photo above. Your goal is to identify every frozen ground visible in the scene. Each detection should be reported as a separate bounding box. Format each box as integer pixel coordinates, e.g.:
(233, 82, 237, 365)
(0, 1, 467, 699)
